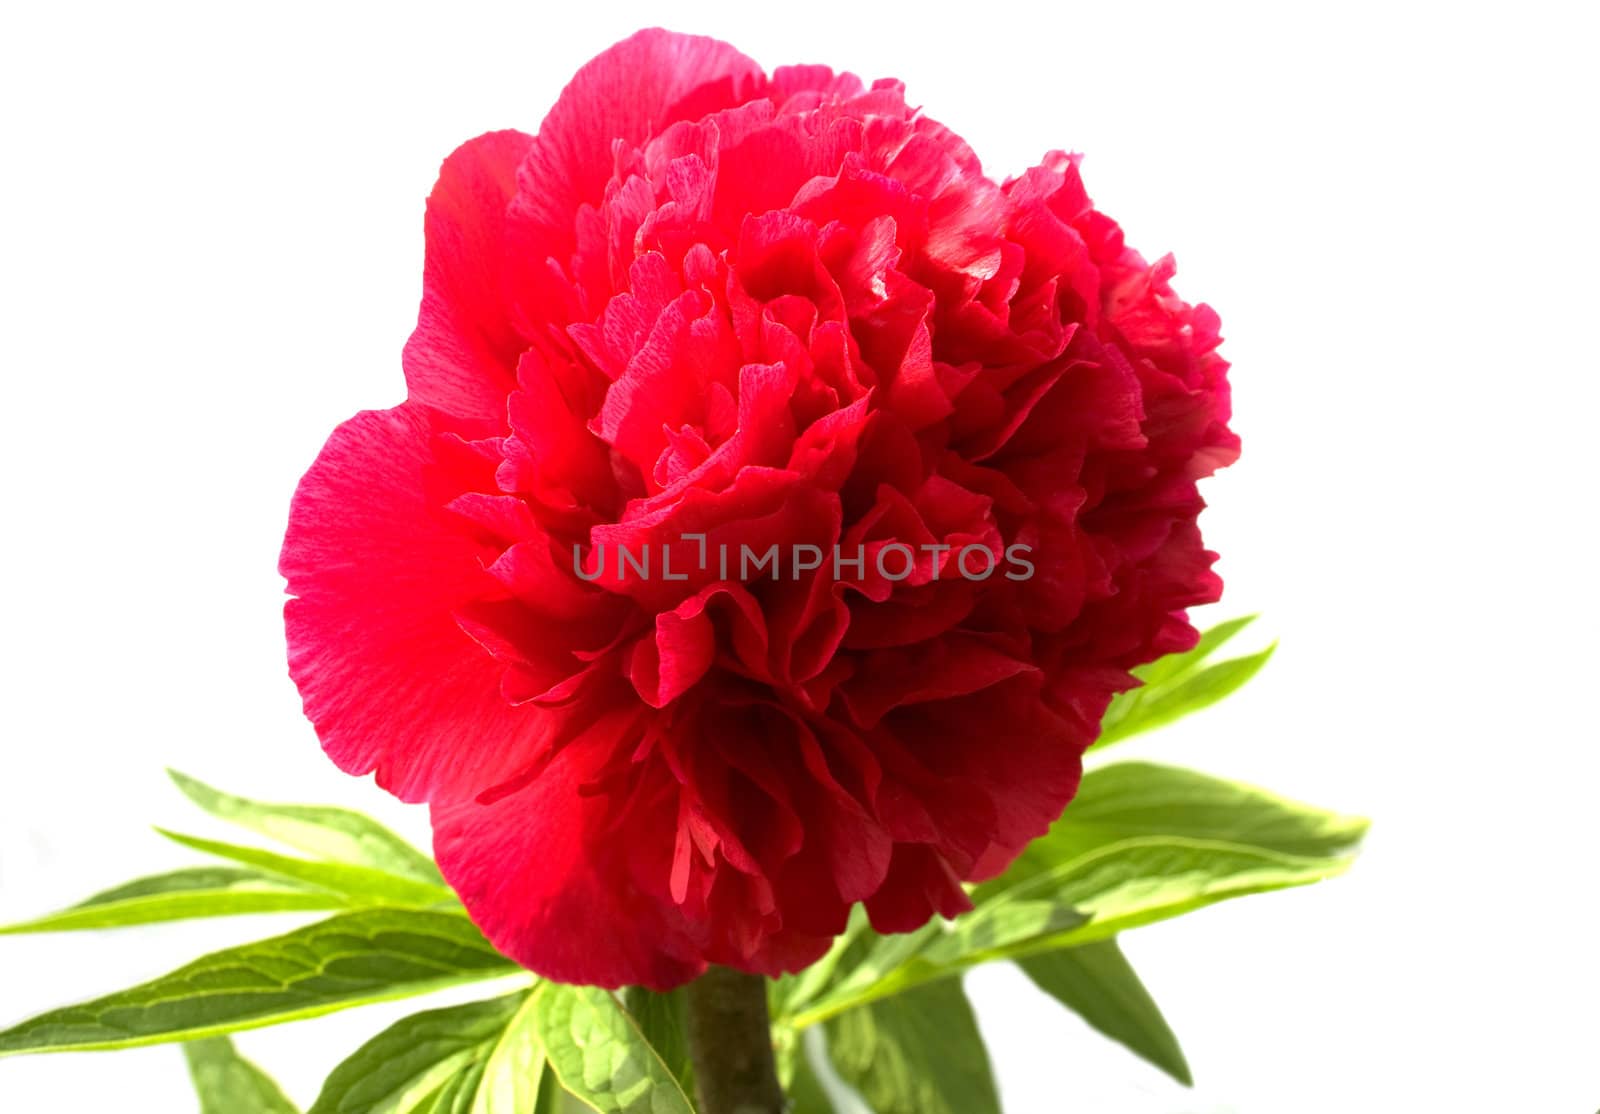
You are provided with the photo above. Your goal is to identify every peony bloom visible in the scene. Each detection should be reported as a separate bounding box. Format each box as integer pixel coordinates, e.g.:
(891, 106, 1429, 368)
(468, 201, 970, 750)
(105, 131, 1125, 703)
(281, 28, 1238, 989)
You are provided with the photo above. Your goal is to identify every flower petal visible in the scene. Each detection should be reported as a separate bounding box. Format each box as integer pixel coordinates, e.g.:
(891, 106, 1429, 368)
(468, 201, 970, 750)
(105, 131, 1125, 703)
(511, 29, 764, 283)
(403, 130, 535, 431)
(281, 404, 552, 802)
(432, 710, 707, 990)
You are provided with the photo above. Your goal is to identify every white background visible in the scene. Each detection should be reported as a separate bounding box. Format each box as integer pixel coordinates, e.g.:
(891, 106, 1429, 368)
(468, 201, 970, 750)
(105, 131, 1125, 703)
(2, 2, 1596, 1110)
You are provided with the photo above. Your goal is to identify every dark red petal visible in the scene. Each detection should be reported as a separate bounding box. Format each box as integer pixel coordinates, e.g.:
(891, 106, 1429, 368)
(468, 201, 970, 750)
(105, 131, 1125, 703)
(885, 675, 1087, 870)
(864, 844, 973, 933)
(840, 635, 1038, 729)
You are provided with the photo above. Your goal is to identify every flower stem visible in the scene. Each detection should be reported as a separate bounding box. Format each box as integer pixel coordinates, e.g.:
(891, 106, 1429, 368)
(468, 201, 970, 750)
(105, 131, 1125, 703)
(683, 966, 786, 1114)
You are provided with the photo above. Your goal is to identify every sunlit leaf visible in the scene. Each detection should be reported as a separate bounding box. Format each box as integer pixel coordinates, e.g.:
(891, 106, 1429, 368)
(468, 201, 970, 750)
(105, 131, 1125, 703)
(308, 991, 543, 1114)
(1097, 617, 1273, 747)
(786, 764, 1364, 1026)
(185, 1035, 300, 1114)
(1017, 939, 1190, 1084)
(0, 909, 520, 1055)
(0, 867, 346, 934)
(825, 978, 999, 1114)
(168, 770, 442, 884)
(992, 761, 1368, 894)
(155, 829, 452, 908)
(533, 985, 694, 1114)
(622, 986, 692, 1095)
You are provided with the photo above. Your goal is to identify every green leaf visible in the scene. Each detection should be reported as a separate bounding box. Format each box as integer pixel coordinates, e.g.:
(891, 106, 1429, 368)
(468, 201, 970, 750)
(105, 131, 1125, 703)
(0, 867, 348, 934)
(0, 909, 521, 1055)
(155, 829, 453, 908)
(1134, 614, 1258, 688)
(1096, 616, 1271, 747)
(533, 984, 695, 1114)
(409, 1067, 485, 1114)
(168, 770, 443, 885)
(541, 1076, 593, 1114)
(784, 917, 943, 1021)
(982, 836, 1354, 952)
(308, 991, 543, 1114)
(825, 978, 999, 1114)
(185, 1035, 301, 1114)
(532, 1068, 573, 1114)
(621, 986, 692, 1095)
(470, 991, 550, 1114)
(788, 764, 1364, 1026)
(991, 761, 1368, 896)
(1017, 939, 1191, 1085)
(777, 1031, 836, 1114)
(780, 913, 1054, 1029)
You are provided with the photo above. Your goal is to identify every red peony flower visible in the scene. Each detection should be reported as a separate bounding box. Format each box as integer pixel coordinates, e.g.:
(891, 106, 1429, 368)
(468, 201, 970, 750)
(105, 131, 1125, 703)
(281, 28, 1238, 990)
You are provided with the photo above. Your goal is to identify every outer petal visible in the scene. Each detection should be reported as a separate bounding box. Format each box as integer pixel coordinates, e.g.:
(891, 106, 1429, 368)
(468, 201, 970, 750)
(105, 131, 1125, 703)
(281, 404, 552, 802)
(431, 713, 708, 990)
(511, 29, 764, 272)
(403, 130, 535, 431)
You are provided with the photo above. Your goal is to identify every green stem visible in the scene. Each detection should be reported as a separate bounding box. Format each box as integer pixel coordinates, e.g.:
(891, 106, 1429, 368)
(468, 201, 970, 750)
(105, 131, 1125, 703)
(683, 966, 786, 1114)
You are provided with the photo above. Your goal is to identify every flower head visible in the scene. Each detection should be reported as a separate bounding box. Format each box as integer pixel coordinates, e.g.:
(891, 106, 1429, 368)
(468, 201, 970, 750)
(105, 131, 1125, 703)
(282, 29, 1237, 989)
